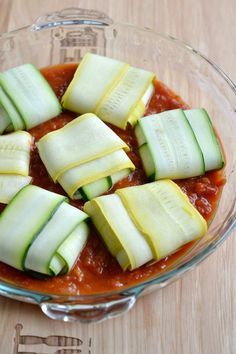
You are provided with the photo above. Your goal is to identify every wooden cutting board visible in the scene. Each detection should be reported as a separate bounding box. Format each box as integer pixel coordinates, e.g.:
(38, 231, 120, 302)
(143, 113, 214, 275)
(0, 1, 235, 353)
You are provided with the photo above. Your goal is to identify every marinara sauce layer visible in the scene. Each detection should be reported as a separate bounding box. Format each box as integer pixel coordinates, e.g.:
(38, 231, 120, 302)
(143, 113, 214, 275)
(0, 64, 225, 295)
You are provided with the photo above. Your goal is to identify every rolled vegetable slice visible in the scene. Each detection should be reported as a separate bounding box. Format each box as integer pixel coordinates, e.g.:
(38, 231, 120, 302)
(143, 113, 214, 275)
(0, 64, 61, 129)
(0, 185, 67, 270)
(184, 108, 224, 171)
(0, 131, 32, 176)
(50, 221, 89, 275)
(0, 86, 25, 131)
(58, 149, 135, 199)
(25, 202, 88, 275)
(78, 168, 132, 201)
(135, 109, 205, 180)
(37, 113, 129, 182)
(84, 194, 153, 270)
(62, 53, 129, 113)
(110, 168, 131, 185)
(61, 53, 155, 130)
(0, 175, 32, 204)
(79, 177, 112, 201)
(0, 104, 11, 134)
(116, 180, 207, 260)
(96, 67, 155, 129)
(78, 168, 131, 201)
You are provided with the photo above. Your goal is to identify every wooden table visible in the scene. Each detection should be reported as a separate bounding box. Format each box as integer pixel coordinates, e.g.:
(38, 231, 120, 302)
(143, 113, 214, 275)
(0, 1, 235, 353)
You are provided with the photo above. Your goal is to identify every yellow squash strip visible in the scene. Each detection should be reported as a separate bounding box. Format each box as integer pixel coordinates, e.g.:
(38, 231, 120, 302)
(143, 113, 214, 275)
(58, 150, 135, 198)
(116, 180, 207, 260)
(84, 194, 153, 270)
(62, 53, 129, 113)
(37, 113, 129, 182)
(61, 53, 155, 130)
(96, 67, 155, 129)
(0, 175, 32, 204)
(0, 131, 32, 176)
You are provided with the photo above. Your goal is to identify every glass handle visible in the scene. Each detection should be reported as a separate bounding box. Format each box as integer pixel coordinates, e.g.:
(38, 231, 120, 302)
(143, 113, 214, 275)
(40, 294, 137, 323)
(32, 7, 113, 31)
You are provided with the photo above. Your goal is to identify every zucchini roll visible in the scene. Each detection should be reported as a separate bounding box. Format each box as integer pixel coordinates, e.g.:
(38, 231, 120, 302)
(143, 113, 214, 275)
(37, 113, 135, 200)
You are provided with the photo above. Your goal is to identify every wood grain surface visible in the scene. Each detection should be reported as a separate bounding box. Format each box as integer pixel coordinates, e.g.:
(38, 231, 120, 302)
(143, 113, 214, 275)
(0, 1, 235, 354)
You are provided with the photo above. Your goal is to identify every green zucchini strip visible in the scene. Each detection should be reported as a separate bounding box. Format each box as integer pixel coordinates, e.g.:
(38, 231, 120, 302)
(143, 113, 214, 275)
(0, 64, 61, 130)
(84, 194, 153, 270)
(0, 131, 32, 176)
(77, 168, 132, 202)
(116, 180, 207, 260)
(37, 113, 129, 182)
(0, 105, 11, 134)
(184, 108, 224, 171)
(0, 185, 89, 276)
(0, 86, 25, 131)
(50, 221, 89, 275)
(58, 150, 135, 199)
(0, 185, 67, 270)
(135, 109, 205, 180)
(25, 202, 88, 275)
(61, 53, 155, 130)
(0, 175, 32, 204)
(79, 176, 113, 201)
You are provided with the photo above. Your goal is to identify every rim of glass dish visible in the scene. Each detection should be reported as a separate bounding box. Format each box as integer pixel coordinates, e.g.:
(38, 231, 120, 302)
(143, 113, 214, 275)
(0, 19, 235, 302)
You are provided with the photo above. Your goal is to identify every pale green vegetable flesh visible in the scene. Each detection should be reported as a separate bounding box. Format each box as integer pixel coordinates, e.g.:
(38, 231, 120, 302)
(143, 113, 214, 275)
(0, 131, 32, 176)
(58, 149, 134, 199)
(0, 64, 61, 130)
(96, 67, 155, 129)
(0, 86, 25, 131)
(61, 53, 155, 130)
(0, 175, 32, 204)
(135, 121, 147, 147)
(25, 202, 88, 275)
(37, 114, 129, 182)
(76, 168, 131, 201)
(0, 131, 32, 203)
(38, 113, 134, 200)
(85, 180, 207, 269)
(84, 194, 153, 270)
(62, 53, 129, 113)
(138, 144, 155, 180)
(184, 108, 224, 171)
(135, 108, 224, 181)
(116, 180, 207, 260)
(0, 185, 90, 276)
(110, 168, 131, 185)
(0, 105, 11, 134)
(0, 186, 67, 270)
(51, 221, 89, 274)
(80, 177, 112, 201)
(136, 109, 205, 180)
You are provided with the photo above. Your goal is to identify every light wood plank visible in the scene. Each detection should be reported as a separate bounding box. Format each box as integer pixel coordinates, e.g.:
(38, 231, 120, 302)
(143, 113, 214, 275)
(0, 1, 235, 354)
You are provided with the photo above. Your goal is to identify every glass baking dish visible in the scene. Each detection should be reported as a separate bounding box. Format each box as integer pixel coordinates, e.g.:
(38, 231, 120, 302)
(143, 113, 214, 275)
(0, 7, 235, 323)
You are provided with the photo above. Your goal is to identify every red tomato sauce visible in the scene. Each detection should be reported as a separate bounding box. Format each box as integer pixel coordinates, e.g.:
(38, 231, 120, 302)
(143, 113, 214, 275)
(0, 64, 226, 295)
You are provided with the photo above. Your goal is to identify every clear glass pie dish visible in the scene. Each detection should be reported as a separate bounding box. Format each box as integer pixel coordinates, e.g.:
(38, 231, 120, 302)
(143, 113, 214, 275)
(0, 7, 235, 323)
